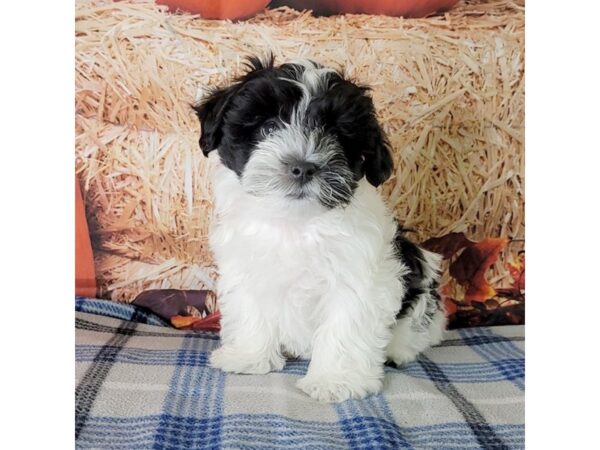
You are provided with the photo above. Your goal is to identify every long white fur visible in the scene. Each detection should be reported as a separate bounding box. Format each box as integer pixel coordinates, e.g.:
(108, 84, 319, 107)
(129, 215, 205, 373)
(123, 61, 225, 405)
(207, 60, 445, 402)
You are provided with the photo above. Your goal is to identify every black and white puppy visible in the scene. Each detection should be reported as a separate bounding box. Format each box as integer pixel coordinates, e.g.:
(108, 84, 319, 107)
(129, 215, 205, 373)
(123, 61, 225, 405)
(194, 56, 445, 402)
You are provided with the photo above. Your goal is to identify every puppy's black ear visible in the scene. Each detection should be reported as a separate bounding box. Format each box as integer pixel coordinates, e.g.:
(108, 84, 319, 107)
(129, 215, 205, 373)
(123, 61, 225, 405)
(362, 117, 394, 187)
(312, 76, 394, 187)
(193, 85, 239, 157)
(192, 54, 275, 156)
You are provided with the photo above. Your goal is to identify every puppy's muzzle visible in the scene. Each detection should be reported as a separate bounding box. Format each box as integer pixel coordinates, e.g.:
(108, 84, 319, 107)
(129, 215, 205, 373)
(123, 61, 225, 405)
(289, 161, 319, 184)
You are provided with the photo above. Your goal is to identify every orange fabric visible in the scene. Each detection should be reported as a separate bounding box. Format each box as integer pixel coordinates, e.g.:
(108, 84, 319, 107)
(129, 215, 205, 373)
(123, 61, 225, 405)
(157, 0, 270, 20)
(75, 178, 97, 297)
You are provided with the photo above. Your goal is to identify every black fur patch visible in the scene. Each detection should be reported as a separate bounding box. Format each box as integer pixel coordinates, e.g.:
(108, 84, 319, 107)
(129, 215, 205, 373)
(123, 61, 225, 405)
(305, 75, 393, 186)
(394, 227, 442, 321)
(193, 59, 303, 175)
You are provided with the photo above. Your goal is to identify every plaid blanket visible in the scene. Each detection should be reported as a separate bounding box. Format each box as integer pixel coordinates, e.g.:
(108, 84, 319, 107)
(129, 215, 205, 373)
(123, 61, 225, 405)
(75, 299, 524, 449)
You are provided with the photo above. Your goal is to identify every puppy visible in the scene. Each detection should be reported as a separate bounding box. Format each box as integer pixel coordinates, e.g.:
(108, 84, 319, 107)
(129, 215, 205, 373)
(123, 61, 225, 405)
(193, 56, 446, 402)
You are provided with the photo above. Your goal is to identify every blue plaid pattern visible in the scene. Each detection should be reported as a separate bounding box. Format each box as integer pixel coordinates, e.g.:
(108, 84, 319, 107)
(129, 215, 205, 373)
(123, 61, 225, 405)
(76, 297, 171, 327)
(76, 304, 524, 449)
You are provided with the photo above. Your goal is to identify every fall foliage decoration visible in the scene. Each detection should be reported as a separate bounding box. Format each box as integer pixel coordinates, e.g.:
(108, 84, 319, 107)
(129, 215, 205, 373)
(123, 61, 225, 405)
(422, 233, 525, 329)
(133, 289, 221, 331)
(449, 238, 508, 301)
(506, 252, 525, 292)
(171, 312, 221, 331)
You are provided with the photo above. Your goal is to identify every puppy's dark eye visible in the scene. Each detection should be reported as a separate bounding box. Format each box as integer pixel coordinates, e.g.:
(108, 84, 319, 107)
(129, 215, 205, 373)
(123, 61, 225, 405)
(260, 119, 280, 137)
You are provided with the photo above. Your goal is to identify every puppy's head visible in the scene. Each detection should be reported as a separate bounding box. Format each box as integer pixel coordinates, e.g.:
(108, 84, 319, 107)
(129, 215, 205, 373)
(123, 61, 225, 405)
(193, 55, 393, 208)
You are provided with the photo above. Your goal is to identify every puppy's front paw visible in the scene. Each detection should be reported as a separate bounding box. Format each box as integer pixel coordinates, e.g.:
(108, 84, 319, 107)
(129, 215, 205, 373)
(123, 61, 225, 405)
(210, 345, 284, 374)
(296, 374, 382, 403)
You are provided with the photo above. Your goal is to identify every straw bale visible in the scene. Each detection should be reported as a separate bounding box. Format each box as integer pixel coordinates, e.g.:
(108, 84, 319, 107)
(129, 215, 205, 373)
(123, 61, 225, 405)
(75, 0, 524, 304)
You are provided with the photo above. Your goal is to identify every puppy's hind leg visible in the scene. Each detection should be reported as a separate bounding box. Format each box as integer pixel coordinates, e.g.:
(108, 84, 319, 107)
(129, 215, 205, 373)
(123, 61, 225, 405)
(386, 291, 446, 367)
(387, 238, 446, 366)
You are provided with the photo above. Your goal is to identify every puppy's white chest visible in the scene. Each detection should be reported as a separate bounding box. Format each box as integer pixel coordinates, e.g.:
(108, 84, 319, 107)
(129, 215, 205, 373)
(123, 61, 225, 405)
(214, 216, 327, 284)
(213, 215, 327, 357)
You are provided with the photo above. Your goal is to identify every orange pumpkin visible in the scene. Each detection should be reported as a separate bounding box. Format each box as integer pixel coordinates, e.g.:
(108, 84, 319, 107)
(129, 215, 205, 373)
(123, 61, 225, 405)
(157, 0, 271, 20)
(75, 178, 97, 298)
(273, 0, 459, 17)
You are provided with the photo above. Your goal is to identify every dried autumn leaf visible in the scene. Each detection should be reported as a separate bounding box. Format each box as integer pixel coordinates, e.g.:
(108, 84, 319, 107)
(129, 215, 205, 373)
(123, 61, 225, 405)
(447, 301, 524, 330)
(171, 315, 198, 328)
(506, 252, 525, 292)
(449, 238, 508, 302)
(190, 311, 221, 332)
(171, 312, 221, 332)
(440, 283, 452, 296)
(443, 297, 458, 317)
(472, 301, 487, 312)
(421, 232, 474, 259)
(485, 299, 500, 310)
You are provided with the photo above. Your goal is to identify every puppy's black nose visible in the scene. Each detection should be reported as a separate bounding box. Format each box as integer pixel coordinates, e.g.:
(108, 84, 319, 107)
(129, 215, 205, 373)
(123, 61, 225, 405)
(290, 162, 319, 182)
